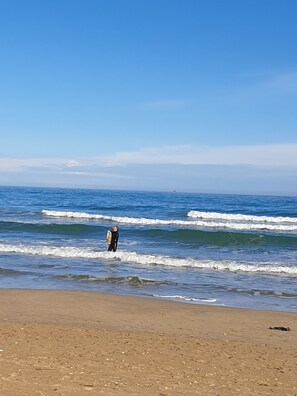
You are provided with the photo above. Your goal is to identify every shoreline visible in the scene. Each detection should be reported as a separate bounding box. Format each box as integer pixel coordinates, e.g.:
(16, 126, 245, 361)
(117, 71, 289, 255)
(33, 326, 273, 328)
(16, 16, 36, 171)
(0, 289, 296, 395)
(0, 288, 296, 340)
(1, 285, 297, 314)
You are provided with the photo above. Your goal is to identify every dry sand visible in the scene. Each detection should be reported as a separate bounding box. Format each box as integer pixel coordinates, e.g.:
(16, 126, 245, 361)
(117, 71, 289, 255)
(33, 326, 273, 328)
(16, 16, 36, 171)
(0, 289, 296, 395)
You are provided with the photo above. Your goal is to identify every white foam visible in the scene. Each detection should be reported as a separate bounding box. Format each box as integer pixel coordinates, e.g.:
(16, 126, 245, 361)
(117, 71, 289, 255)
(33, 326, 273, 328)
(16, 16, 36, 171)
(153, 294, 217, 303)
(1, 242, 296, 276)
(41, 210, 297, 232)
(187, 210, 297, 224)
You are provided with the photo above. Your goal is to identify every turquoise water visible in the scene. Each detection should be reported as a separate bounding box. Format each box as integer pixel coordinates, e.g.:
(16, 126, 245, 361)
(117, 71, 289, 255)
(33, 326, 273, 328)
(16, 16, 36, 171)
(0, 186, 296, 311)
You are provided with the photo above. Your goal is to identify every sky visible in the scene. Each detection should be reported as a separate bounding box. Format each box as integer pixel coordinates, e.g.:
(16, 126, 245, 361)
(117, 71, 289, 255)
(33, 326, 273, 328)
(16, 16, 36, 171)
(0, 0, 296, 195)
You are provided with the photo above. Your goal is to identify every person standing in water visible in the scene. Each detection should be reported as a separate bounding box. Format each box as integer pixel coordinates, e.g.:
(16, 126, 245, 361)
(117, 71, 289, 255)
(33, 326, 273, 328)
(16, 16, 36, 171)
(107, 226, 119, 252)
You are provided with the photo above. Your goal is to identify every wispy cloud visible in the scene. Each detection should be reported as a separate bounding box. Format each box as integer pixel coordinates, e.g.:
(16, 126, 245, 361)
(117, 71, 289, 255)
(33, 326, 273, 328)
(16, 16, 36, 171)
(98, 144, 297, 167)
(0, 158, 72, 172)
(59, 170, 135, 179)
(1, 145, 296, 194)
(65, 160, 80, 167)
(238, 70, 297, 98)
(1, 143, 296, 175)
(259, 71, 297, 94)
(0, 157, 134, 180)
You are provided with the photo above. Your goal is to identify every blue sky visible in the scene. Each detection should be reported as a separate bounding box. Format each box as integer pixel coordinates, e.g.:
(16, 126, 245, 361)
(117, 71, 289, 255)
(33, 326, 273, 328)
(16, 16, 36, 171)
(0, 0, 296, 195)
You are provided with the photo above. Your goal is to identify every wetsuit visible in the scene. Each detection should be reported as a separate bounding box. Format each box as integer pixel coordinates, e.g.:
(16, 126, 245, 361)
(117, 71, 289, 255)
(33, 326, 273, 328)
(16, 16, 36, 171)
(108, 230, 119, 252)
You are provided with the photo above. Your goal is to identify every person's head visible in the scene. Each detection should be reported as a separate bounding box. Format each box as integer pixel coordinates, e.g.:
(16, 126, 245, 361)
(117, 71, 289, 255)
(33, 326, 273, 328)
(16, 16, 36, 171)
(112, 226, 118, 232)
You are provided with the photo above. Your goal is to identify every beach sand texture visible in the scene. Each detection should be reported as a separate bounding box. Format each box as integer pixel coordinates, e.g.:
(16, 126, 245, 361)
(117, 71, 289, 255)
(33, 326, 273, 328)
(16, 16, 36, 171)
(0, 290, 296, 395)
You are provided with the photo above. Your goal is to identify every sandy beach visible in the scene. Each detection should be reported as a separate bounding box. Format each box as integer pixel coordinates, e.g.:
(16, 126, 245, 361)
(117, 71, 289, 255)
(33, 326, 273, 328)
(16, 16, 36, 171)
(0, 289, 296, 395)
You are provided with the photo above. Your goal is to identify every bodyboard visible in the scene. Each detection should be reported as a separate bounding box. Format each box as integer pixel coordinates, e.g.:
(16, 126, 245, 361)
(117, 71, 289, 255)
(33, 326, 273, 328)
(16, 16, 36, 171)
(106, 230, 112, 245)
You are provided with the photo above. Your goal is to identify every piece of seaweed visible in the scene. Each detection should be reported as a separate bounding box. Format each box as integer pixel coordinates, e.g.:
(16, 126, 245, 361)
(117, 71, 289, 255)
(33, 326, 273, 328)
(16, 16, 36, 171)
(269, 326, 291, 331)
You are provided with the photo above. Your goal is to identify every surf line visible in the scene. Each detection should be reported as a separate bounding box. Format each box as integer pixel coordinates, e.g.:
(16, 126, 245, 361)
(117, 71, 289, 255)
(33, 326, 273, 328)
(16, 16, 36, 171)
(1, 242, 297, 275)
(41, 210, 297, 232)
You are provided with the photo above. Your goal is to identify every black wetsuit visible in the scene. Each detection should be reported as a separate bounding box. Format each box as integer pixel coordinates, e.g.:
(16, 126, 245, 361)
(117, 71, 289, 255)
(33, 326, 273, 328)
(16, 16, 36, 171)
(108, 230, 119, 252)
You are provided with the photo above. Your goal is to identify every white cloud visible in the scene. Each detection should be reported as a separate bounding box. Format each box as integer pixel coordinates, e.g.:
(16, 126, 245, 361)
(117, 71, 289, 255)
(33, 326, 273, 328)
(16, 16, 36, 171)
(59, 170, 135, 179)
(98, 143, 297, 167)
(0, 158, 78, 172)
(1, 144, 296, 176)
(65, 160, 80, 167)
(1, 146, 296, 194)
(0, 157, 135, 181)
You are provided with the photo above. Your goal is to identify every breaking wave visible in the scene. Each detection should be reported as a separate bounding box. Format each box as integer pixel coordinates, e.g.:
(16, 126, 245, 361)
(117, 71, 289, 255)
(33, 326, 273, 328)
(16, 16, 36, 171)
(41, 210, 297, 232)
(187, 210, 297, 224)
(1, 242, 296, 276)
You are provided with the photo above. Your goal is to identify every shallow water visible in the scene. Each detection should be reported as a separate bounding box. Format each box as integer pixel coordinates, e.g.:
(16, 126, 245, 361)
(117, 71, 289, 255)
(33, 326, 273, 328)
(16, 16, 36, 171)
(0, 186, 296, 311)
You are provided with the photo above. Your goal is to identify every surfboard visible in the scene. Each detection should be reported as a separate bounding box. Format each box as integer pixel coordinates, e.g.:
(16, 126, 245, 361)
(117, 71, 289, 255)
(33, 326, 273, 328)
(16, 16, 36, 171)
(106, 230, 112, 245)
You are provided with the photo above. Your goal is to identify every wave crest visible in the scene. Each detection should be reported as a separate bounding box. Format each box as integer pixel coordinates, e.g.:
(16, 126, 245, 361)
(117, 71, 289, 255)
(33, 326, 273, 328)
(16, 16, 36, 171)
(187, 210, 297, 224)
(1, 242, 296, 276)
(41, 210, 297, 232)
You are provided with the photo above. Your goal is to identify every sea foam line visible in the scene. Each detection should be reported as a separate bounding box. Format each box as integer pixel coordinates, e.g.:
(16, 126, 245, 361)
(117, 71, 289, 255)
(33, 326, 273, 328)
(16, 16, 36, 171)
(41, 210, 297, 232)
(187, 210, 297, 224)
(153, 295, 217, 303)
(1, 243, 296, 276)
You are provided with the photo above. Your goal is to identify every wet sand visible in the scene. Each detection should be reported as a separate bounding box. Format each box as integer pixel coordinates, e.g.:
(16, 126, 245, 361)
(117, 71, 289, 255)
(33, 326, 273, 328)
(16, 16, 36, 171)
(0, 289, 296, 395)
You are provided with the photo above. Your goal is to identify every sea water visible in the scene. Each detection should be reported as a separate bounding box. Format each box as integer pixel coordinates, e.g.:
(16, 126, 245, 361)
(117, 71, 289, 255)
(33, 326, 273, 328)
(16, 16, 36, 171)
(0, 186, 296, 312)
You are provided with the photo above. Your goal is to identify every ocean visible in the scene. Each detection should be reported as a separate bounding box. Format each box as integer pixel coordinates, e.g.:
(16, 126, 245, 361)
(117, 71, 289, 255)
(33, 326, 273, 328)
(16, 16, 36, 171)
(0, 186, 296, 312)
